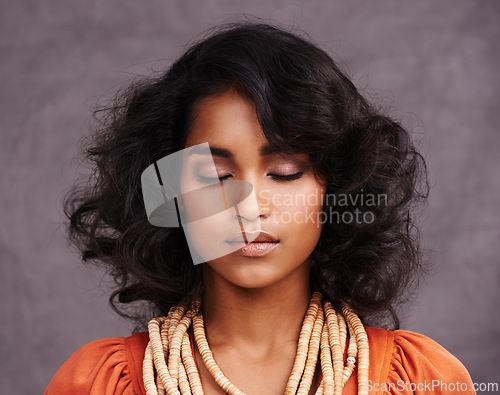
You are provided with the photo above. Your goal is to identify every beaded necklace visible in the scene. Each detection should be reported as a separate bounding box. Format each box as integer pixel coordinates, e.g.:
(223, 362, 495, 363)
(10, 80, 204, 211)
(143, 292, 369, 394)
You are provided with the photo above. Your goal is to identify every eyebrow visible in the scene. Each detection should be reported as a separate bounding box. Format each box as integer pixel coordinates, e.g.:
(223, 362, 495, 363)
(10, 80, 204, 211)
(187, 144, 285, 158)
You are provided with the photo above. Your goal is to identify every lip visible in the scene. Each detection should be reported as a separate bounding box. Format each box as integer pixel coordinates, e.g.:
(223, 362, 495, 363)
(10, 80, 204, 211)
(226, 230, 279, 243)
(226, 230, 280, 257)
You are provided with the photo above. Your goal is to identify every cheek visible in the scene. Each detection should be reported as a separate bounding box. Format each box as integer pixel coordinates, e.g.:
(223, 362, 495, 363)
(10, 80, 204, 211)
(269, 181, 325, 233)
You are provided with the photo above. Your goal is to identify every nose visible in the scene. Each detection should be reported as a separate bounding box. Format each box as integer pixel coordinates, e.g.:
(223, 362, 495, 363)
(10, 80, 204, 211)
(235, 206, 270, 222)
(230, 178, 271, 223)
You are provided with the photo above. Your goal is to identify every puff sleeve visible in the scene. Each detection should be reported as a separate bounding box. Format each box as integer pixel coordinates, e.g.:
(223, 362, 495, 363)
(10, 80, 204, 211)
(45, 333, 148, 395)
(384, 329, 476, 394)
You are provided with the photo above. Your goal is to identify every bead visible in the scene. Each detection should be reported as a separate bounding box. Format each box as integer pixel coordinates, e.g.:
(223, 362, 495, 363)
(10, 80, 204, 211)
(143, 292, 370, 395)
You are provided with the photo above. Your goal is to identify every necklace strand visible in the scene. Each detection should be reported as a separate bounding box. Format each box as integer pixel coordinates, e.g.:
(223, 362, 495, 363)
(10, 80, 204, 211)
(143, 292, 369, 394)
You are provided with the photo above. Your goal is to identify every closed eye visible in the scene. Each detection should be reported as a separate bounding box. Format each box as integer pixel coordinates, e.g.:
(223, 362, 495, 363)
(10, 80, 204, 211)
(268, 172, 304, 181)
(196, 171, 304, 184)
(196, 174, 232, 184)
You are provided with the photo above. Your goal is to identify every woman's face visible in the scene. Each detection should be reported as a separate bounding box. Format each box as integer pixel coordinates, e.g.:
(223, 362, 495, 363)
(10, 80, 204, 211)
(181, 90, 326, 289)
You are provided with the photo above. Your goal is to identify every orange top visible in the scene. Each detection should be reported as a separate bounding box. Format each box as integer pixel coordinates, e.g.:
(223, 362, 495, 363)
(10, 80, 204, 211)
(45, 326, 476, 394)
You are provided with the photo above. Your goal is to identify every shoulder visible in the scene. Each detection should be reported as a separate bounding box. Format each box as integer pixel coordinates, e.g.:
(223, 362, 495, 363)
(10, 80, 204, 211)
(45, 332, 149, 395)
(363, 326, 476, 394)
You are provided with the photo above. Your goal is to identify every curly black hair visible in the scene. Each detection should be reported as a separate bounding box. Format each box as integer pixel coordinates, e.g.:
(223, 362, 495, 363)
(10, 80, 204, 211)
(64, 22, 429, 330)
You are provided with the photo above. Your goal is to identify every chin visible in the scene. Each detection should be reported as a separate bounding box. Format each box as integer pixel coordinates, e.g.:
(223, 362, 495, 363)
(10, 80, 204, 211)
(221, 261, 281, 288)
(229, 273, 283, 290)
(204, 254, 308, 291)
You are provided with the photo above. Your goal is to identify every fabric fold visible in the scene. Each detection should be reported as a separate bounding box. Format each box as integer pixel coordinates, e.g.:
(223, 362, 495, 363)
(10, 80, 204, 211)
(45, 336, 139, 394)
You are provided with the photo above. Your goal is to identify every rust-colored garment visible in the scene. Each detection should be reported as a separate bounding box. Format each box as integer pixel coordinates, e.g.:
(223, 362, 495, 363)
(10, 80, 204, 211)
(45, 327, 476, 394)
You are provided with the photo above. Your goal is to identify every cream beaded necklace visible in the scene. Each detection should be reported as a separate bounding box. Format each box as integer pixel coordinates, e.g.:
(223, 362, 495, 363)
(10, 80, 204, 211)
(143, 292, 369, 394)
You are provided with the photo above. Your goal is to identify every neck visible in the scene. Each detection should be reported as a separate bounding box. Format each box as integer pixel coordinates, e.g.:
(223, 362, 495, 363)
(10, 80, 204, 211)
(201, 262, 312, 354)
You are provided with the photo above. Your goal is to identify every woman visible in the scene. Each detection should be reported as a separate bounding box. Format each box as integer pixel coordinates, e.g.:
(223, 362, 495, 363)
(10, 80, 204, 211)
(46, 23, 475, 394)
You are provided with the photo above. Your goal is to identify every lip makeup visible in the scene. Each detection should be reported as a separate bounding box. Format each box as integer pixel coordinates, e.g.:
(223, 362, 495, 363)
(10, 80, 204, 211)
(226, 230, 279, 257)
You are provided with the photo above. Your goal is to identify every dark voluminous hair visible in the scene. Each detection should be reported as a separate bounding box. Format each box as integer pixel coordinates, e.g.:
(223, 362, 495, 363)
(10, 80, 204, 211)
(64, 22, 428, 329)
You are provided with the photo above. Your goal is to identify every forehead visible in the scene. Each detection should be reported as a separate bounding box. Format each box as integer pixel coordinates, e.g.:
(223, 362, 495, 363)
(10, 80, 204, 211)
(185, 90, 264, 146)
(184, 90, 312, 165)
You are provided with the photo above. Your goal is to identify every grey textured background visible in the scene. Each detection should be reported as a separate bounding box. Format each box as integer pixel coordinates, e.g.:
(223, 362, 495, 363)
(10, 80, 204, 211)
(2, 1, 499, 393)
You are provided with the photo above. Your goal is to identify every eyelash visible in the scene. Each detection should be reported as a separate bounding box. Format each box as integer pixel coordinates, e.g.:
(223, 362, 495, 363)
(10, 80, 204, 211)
(197, 172, 304, 183)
